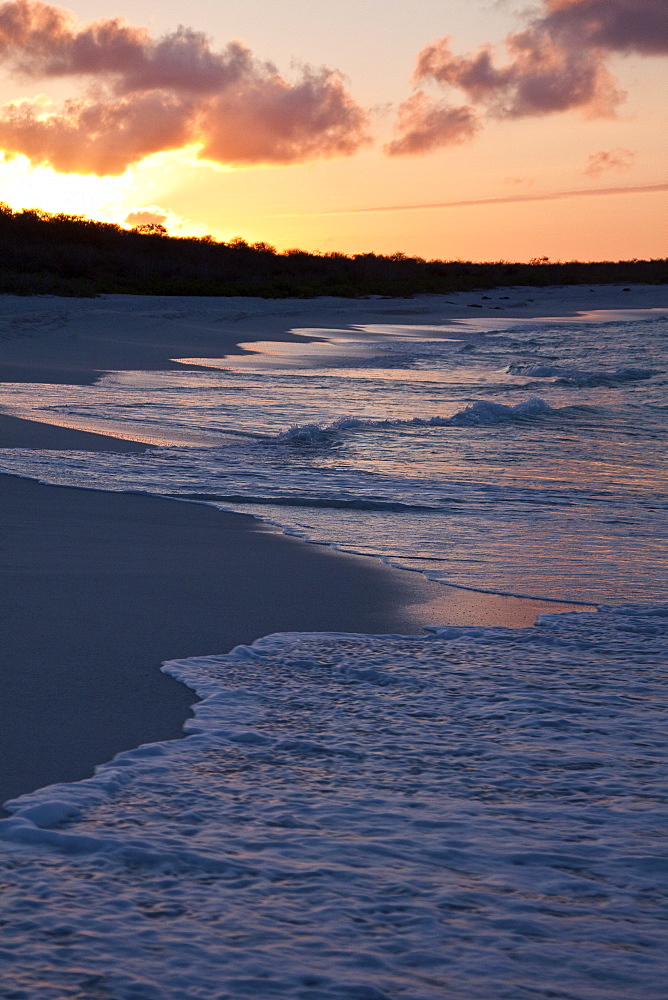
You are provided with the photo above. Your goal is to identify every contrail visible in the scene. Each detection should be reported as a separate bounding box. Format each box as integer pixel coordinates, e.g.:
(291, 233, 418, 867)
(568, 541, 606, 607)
(275, 182, 668, 217)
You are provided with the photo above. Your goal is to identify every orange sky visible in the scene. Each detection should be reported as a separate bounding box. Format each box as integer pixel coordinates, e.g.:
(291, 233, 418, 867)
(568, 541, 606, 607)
(0, 0, 665, 260)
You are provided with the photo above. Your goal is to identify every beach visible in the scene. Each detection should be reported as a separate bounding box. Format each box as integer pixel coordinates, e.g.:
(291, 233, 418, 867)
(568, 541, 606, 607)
(1, 284, 666, 999)
(1, 282, 665, 387)
(2, 283, 638, 803)
(3, 470, 543, 805)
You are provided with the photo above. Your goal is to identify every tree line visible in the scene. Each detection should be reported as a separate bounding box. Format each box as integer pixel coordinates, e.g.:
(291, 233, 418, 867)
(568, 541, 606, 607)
(1, 205, 665, 298)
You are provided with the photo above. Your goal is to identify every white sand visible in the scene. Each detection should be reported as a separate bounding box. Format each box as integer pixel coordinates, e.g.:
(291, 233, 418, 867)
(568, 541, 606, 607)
(0, 283, 664, 387)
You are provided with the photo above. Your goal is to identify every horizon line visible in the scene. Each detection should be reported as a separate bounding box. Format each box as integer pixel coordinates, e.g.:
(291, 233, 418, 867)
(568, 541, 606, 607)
(275, 182, 668, 217)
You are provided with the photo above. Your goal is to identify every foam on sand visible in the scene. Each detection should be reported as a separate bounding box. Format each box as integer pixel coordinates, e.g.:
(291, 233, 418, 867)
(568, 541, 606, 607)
(1, 604, 666, 999)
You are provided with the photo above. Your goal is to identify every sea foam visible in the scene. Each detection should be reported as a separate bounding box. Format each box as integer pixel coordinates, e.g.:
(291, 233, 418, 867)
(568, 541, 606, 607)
(1, 311, 666, 603)
(1, 604, 666, 999)
(276, 396, 553, 444)
(506, 363, 660, 386)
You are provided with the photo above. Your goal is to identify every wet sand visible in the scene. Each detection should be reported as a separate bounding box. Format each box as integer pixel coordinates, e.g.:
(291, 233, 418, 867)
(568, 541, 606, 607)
(0, 411, 150, 451)
(3, 284, 649, 804)
(1, 469, 584, 806)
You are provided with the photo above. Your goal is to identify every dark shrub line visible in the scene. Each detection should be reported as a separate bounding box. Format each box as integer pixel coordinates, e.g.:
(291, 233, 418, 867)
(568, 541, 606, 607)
(1, 205, 665, 297)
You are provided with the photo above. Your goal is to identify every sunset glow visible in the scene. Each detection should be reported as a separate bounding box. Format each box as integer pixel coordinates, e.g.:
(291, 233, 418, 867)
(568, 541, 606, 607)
(0, 0, 665, 259)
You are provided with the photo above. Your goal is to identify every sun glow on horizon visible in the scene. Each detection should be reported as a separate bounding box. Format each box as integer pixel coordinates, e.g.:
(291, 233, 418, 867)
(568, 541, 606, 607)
(2, 151, 666, 263)
(0, 146, 237, 236)
(0, 0, 664, 262)
(0, 154, 130, 219)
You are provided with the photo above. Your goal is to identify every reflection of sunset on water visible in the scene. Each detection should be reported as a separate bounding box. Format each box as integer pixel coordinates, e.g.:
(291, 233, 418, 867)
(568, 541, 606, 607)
(1, 295, 665, 605)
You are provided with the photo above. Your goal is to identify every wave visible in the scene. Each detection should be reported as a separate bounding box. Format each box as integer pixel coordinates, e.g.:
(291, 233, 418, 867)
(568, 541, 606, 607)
(506, 364, 660, 386)
(1, 605, 666, 998)
(446, 396, 552, 425)
(276, 397, 554, 445)
(173, 492, 442, 512)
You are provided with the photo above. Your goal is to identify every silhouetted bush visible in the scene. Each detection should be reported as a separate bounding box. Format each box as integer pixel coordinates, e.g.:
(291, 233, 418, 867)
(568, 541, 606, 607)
(0, 205, 665, 297)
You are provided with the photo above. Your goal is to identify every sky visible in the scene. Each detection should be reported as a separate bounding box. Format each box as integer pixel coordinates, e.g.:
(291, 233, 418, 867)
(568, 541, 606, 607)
(0, 0, 665, 261)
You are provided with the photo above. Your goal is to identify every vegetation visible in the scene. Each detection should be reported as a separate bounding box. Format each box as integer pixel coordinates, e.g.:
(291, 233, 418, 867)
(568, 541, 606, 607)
(0, 205, 665, 298)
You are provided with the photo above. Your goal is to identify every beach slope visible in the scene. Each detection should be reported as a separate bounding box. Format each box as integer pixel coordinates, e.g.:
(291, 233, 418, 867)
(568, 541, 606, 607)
(4, 284, 653, 803)
(2, 471, 481, 805)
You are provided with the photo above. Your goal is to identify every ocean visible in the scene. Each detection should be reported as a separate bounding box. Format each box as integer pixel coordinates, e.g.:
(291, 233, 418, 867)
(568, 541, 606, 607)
(1, 299, 667, 998)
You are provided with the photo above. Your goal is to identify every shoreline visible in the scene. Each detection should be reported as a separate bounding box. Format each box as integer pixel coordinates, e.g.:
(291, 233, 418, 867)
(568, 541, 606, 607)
(0, 471, 587, 807)
(1, 283, 665, 386)
(2, 283, 660, 805)
(0, 411, 152, 450)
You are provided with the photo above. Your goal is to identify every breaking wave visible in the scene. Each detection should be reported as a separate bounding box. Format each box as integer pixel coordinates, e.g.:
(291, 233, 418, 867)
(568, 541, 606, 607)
(277, 397, 553, 445)
(506, 364, 659, 386)
(173, 492, 441, 512)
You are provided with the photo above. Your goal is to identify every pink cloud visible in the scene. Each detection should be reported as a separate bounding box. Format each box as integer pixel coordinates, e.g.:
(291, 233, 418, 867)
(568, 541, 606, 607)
(199, 67, 370, 165)
(0, 92, 197, 174)
(389, 0, 667, 155)
(0, 2, 255, 91)
(385, 92, 479, 156)
(584, 147, 635, 176)
(0, 0, 370, 174)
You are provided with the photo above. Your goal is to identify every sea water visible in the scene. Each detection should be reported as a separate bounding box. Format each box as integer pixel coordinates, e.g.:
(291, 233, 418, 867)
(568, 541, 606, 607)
(0, 305, 666, 603)
(0, 300, 667, 998)
(1, 606, 666, 998)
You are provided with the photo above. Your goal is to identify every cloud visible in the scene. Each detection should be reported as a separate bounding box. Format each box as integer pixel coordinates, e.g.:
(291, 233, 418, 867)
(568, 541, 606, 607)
(0, 0, 370, 174)
(414, 31, 623, 119)
(542, 0, 668, 57)
(124, 209, 167, 227)
(198, 67, 369, 165)
(584, 147, 634, 175)
(385, 91, 479, 155)
(0, 92, 197, 174)
(390, 0, 667, 154)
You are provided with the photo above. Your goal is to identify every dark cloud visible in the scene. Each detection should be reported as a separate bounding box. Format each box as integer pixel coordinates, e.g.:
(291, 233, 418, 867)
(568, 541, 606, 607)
(385, 92, 479, 155)
(390, 0, 667, 154)
(543, 0, 668, 57)
(0, 0, 370, 174)
(414, 32, 623, 119)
